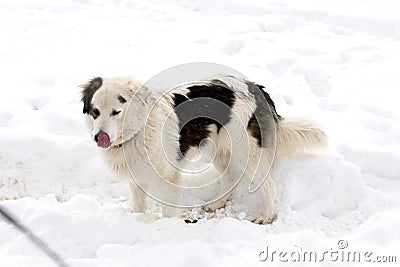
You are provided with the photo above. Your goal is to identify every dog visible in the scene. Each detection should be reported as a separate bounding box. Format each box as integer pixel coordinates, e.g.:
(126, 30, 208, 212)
(81, 75, 326, 224)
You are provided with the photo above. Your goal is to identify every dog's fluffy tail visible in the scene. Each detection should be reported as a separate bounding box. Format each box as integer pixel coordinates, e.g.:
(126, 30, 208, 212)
(276, 118, 327, 157)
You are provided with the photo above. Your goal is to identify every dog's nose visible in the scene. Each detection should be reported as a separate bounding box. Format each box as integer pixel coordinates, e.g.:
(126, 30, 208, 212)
(94, 132, 100, 142)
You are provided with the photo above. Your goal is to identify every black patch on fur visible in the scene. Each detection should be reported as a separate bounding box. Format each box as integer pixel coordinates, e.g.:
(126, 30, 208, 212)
(111, 109, 121, 116)
(172, 80, 235, 158)
(246, 82, 281, 147)
(91, 108, 100, 119)
(184, 219, 198, 224)
(81, 77, 103, 114)
(118, 95, 127, 104)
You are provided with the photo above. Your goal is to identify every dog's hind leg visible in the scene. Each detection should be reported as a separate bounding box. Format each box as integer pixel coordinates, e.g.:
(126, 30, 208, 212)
(161, 171, 182, 218)
(227, 145, 277, 224)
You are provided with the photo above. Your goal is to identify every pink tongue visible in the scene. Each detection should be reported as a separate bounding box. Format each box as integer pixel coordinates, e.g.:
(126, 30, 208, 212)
(97, 132, 111, 148)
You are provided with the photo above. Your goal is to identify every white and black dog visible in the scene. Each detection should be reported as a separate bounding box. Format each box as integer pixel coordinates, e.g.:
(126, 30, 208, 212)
(81, 75, 326, 224)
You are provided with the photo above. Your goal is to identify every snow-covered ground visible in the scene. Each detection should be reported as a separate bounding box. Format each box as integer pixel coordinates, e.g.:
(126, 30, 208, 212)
(1, 0, 400, 266)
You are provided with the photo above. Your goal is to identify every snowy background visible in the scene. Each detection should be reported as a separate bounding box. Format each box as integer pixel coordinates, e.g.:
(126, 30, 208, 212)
(1, 0, 400, 266)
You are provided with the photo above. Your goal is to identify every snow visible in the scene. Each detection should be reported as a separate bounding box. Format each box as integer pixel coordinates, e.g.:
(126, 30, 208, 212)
(1, 0, 400, 266)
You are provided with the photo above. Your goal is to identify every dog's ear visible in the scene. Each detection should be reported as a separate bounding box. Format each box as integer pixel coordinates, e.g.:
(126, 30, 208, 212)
(135, 85, 152, 106)
(81, 77, 103, 114)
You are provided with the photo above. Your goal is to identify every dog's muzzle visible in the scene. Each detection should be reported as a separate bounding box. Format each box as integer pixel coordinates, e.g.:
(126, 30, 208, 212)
(95, 131, 111, 148)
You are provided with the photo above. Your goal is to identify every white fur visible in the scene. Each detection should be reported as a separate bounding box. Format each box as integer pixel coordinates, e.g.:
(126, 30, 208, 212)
(83, 75, 327, 223)
(276, 118, 328, 157)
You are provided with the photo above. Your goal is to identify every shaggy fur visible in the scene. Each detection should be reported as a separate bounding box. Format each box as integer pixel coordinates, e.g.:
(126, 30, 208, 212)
(81, 75, 327, 224)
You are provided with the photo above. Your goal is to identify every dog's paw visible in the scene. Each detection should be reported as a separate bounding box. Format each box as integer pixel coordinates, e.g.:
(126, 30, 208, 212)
(203, 199, 228, 212)
(251, 214, 277, 225)
(162, 206, 182, 218)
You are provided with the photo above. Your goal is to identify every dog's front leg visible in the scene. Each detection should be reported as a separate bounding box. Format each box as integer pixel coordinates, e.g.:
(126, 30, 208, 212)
(129, 180, 147, 213)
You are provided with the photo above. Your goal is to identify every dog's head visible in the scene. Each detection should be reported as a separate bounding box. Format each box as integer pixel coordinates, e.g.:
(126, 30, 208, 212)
(81, 76, 150, 149)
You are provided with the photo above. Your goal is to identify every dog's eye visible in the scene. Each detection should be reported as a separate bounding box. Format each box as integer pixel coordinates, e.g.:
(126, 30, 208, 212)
(111, 110, 121, 116)
(91, 108, 100, 119)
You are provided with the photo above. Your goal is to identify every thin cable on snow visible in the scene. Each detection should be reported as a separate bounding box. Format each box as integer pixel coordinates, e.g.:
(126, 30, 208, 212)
(0, 205, 69, 267)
